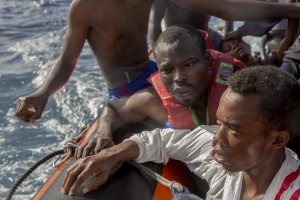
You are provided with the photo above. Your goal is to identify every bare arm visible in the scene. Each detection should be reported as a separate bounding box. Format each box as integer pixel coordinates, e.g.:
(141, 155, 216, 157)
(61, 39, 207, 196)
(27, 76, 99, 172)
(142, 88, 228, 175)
(36, 0, 89, 97)
(15, 0, 90, 123)
(276, 18, 299, 63)
(62, 126, 216, 195)
(225, 20, 280, 40)
(148, 0, 167, 49)
(173, 0, 300, 20)
(75, 88, 167, 158)
(115, 88, 167, 125)
(74, 105, 125, 158)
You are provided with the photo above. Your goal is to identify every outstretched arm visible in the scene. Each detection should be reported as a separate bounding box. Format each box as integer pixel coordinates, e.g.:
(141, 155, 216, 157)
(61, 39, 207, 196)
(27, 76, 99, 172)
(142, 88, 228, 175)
(62, 126, 215, 195)
(37, 1, 88, 97)
(173, 0, 300, 20)
(62, 140, 140, 195)
(62, 128, 183, 196)
(225, 20, 280, 40)
(148, 0, 167, 49)
(15, 0, 90, 123)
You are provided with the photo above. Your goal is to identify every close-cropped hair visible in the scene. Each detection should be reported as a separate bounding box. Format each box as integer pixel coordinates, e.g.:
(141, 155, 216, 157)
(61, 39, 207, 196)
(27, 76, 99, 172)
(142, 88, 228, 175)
(153, 24, 206, 57)
(228, 66, 300, 138)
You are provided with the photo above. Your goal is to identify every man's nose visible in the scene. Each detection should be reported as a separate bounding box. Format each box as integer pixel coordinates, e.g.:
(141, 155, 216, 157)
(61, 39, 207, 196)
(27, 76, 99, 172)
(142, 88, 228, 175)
(173, 68, 187, 83)
(212, 125, 228, 147)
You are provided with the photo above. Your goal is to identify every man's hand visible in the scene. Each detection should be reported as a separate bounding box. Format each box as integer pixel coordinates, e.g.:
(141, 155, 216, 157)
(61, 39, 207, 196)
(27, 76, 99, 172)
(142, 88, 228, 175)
(15, 93, 48, 124)
(62, 140, 140, 196)
(74, 133, 114, 159)
(61, 150, 116, 196)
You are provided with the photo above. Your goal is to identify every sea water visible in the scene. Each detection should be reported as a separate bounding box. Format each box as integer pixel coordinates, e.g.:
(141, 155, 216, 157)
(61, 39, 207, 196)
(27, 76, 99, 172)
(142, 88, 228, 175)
(0, 0, 106, 199)
(0, 0, 256, 199)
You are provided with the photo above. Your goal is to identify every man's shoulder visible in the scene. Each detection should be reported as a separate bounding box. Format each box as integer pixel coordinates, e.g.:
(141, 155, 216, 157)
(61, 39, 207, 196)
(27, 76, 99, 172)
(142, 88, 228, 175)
(129, 87, 160, 105)
(69, 0, 97, 16)
(133, 87, 157, 97)
(71, 0, 93, 7)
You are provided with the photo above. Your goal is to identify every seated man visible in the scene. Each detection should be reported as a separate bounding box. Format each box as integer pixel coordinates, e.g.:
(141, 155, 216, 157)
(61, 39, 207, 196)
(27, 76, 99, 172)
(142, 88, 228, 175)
(62, 66, 300, 199)
(75, 25, 246, 159)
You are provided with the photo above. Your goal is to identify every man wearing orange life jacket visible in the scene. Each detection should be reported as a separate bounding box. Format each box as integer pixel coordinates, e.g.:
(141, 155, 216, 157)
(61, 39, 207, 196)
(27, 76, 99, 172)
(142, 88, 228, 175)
(72, 24, 247, 199)
(74, 25, 246, 159)
(149, 48, 245, 129)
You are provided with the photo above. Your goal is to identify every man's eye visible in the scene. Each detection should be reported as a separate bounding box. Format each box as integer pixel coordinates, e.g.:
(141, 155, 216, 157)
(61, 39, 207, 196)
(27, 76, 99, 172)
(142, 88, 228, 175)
(185, 60, 197, 67)
(229, 125, 239, 135)
(229, 129, 238, 134)
(161, 67, 172, 74)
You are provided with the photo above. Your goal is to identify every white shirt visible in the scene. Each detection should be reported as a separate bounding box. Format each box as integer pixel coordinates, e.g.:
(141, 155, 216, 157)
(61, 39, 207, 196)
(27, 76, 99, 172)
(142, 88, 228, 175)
(127, 126, 300, 200)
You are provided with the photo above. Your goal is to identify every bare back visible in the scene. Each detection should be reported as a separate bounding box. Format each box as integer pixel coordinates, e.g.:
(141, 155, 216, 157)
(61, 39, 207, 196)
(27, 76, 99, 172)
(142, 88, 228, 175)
(69, 0, 155, 87)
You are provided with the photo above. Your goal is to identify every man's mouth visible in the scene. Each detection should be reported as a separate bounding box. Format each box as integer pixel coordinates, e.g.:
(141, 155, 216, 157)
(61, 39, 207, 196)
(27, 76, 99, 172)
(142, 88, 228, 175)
(211, 148, 227, 164)
(173, 87, 193, 98)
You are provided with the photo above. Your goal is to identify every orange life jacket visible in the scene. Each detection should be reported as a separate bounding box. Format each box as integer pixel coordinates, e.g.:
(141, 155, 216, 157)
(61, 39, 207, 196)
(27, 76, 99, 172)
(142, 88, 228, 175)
(199, 29, 214, 50)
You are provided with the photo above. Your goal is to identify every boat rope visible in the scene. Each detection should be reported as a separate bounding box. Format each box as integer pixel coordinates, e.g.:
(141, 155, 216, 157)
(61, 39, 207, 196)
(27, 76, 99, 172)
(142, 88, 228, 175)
(128, 161, 203, 200)
(128, 160, 184, 193)
(5, 149, 64, 200)
(6, 101, 108, 200)
(52, 124, 92, 168)
(53, 139, 79, 167)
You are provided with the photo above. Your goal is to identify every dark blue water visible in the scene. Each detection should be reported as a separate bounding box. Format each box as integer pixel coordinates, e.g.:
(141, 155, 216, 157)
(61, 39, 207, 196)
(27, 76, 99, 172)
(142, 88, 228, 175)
(0, 1, 233, 199)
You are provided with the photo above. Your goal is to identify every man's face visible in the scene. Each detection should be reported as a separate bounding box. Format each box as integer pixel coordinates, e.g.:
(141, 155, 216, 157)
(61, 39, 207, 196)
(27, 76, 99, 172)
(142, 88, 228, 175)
(211, 88, 273, 172)
(221, 39, 251, 61)
(154, 38, 209, 106)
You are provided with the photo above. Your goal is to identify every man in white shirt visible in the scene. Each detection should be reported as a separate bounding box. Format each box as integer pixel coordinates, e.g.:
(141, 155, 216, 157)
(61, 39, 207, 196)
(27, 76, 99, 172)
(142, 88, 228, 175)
(62, 66, 300, 199)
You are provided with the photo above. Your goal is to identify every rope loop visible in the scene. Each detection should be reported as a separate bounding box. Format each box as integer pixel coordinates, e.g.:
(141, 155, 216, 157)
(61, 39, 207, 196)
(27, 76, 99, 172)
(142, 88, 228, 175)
(53, 139, 79, 167)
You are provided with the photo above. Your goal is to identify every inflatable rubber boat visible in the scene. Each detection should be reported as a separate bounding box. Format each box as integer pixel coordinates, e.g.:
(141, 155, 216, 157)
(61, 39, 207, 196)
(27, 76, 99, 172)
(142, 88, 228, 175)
(7, 104, 208, 200)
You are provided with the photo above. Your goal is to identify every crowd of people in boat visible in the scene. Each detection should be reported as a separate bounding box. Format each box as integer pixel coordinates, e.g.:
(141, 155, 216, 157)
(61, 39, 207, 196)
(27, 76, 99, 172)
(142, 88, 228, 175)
(15, 0, 300, 199)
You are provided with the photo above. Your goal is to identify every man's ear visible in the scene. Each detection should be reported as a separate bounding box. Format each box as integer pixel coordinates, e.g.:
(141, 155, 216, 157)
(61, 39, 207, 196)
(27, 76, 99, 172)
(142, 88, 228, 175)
(271, 131, 290, 149)
(205, 50, 210, 61)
